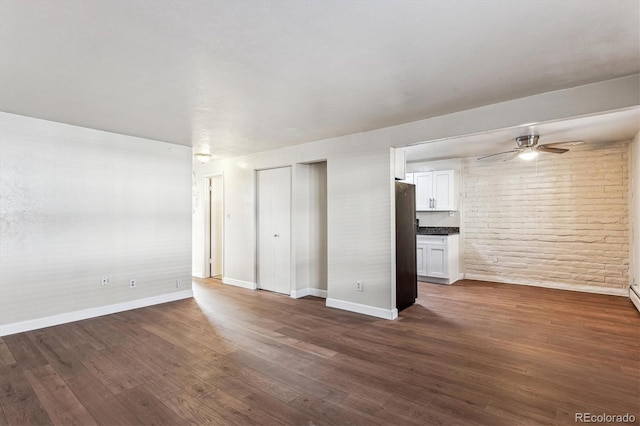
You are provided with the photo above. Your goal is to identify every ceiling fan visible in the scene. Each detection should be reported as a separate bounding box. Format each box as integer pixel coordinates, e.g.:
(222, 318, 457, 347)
(477, 135, 585, 161)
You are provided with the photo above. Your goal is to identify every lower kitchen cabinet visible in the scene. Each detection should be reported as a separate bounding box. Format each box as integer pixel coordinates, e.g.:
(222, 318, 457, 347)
(417, 234, 461, 284)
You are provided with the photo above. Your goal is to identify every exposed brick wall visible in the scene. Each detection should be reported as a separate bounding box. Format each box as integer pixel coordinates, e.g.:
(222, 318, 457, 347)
(463, 141, 629, 292)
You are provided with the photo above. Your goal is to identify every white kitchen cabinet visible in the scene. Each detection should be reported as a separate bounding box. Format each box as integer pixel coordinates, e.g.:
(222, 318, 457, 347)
(416, 234, 460, 284)
(414, 172, 433, 210)
(414, 170, 457, 211)
(426, 244, 447, 278)
(416, 241, 427, 276)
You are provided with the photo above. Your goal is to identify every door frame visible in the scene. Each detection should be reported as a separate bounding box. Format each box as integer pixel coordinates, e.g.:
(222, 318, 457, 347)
(203, 173, 225, 279)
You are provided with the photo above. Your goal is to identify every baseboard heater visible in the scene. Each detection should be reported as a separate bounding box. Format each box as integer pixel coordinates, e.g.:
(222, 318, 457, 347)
(630, 285, 640, 313)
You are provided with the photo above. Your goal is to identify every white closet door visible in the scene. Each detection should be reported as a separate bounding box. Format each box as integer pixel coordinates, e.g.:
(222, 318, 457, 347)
(257, 167, 291, 295)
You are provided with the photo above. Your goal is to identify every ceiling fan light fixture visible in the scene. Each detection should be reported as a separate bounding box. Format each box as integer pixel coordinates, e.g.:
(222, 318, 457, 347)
(518, 148, 538, 161)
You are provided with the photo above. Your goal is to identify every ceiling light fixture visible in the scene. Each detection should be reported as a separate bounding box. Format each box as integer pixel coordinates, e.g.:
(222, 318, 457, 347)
(518, 148, 538, 161)
(194, 152, 212, 163)
(194, 144, 212, 163)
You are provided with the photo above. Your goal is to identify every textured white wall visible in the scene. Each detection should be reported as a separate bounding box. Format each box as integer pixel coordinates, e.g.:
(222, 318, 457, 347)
(463, 141, 630, 294)
(630, 132, 640, 288)
(0, 113, 192, 326)
(328, 149, 392, 306)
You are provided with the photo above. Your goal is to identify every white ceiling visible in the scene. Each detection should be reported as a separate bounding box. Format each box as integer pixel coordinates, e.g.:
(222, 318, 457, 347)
(1, 0, 639, 159)
(405, 107, 640, 162)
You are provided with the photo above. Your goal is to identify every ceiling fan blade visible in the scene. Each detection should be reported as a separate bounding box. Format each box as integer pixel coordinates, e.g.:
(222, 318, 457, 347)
(538, 145, 569, 154)
(540, 140, 585, 148)
(477, 150, 517, 160)
(502, 151, 521, 162)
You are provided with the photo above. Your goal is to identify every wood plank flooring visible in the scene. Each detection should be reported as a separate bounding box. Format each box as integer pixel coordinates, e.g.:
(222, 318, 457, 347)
(1, 278, 638, 425)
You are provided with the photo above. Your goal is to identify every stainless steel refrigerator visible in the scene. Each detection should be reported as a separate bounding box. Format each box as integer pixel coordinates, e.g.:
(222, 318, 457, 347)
(395, 182, 418, 311)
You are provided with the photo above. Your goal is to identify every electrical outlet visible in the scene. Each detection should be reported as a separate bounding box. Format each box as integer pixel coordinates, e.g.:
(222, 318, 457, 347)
(176, 279, 182, 288)
(492, 256, 498, 263)
(101, 276, 109, 286)
(129, 279, 137, 288)
(356, 280, 363, 291)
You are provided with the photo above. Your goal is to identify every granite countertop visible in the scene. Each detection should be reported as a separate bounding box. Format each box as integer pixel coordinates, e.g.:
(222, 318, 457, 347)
(417, 226, 460, 235)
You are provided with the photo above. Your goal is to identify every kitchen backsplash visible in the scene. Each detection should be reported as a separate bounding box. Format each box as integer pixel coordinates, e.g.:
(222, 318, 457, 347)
(416, 211, 460, 227)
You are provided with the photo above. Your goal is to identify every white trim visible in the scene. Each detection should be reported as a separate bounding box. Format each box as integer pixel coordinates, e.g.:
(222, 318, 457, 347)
(0, 290, 193, 337)
(290, 288, 310, 298)
(222, 276, 257, 290)
(326, 298, 398, 320)
(290, 288, 328, 299)
(192, 269, 206, 279)
(310, 288, 328, 298)
(464, 273, 629, 296)
(417, 272, 464, 285)
(630, 286, 640, 312)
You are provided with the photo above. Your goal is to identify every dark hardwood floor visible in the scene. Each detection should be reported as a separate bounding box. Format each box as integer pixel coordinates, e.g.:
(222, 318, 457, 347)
(1, 278, 638, 425)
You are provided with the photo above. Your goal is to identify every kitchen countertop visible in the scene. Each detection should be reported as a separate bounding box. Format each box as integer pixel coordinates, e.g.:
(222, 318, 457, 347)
(417, 226, 460, 235)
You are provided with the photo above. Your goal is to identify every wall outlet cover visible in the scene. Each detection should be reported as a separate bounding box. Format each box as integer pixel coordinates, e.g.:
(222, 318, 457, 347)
(129, 279, 137, 288)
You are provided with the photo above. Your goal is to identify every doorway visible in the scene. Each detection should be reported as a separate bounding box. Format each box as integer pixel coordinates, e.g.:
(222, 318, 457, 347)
(207, 175, 223, 279)
(257, 167, 292, 295)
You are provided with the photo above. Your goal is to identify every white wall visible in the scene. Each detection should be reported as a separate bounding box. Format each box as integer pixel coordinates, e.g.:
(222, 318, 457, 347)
(463, 141, 630, 295)
(211, 175, 224, 277)
(192, 76, 639, 318)
(293, 163, 310, 293)
(0, 113, 192, 333)
(192, 175, 206, 277)
(630, 131, 640, 289)
(309, 162, 327, 292)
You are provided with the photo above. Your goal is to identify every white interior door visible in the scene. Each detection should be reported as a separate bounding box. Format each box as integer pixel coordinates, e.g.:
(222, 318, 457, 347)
(257, 167, 291, 294)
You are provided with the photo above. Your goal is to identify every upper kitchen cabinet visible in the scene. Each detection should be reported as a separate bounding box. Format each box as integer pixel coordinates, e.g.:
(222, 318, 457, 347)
(414, 170, 458, 211)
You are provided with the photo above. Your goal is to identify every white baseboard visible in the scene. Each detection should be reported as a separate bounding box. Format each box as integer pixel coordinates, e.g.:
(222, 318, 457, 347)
(222, 277, 257, 290)
(418, 273, 464, 285)
(464, 273, 629, 297)
(291, 288, 328, 299)
(630, 286, 640, 312)
(310, 288, 328, 298)
(326, 298, 398, 320)
(290, 288, 310, 298)
(0, 290, 193, 337)
(418, 275, 452, 285)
